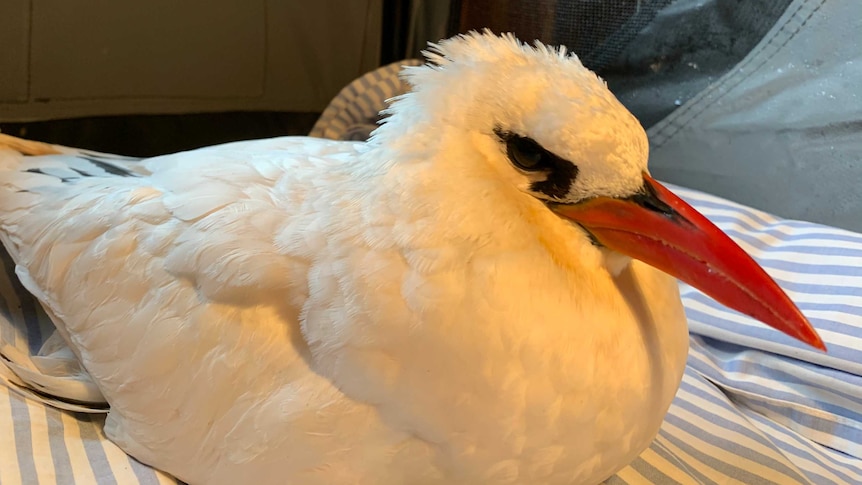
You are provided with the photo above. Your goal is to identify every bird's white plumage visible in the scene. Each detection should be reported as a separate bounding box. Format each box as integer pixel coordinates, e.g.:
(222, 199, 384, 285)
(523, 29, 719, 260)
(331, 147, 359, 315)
(0, 32, 688, 484)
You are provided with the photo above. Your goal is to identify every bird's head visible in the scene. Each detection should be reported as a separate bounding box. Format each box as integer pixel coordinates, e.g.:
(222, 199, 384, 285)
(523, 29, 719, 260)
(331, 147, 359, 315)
(374, 31, 825, 351)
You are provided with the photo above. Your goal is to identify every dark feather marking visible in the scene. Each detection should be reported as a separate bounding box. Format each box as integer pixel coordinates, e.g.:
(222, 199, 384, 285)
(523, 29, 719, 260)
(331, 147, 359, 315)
(25, 168, 75, 183)
(80, 151, 141, 161)
(531, 160, 579, 200)
(70, 168, 94, 177)
(80, 156, 138, 177)
(494, 128, 579, 200)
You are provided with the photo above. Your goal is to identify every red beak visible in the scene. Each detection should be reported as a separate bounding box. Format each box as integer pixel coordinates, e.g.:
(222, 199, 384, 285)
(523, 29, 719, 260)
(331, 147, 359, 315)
(553, 173, 826, 351)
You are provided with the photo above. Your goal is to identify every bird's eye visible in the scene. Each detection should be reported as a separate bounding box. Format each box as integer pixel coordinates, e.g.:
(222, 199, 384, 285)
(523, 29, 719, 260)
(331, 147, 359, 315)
(494, 127, 580, 199)
(494, 129, 550, 172)
(508, 137, 545, 170)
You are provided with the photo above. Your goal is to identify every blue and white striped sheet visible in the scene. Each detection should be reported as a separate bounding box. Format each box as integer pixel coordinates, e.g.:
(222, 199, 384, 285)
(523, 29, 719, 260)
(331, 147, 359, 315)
(0, 389, 176, 485)
(2, 183, 861, 484)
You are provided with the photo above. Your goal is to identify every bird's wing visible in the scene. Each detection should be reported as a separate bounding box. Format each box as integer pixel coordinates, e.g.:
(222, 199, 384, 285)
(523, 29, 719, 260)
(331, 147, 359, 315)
(0, 134, 147, 409)
(0, 134, 377, 480)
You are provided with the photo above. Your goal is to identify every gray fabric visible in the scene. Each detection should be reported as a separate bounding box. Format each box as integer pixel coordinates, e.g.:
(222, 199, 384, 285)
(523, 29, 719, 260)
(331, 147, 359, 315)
(647, 0, 862, 231)
(604, 0, 795, 128)
(553, 0, 674, 72)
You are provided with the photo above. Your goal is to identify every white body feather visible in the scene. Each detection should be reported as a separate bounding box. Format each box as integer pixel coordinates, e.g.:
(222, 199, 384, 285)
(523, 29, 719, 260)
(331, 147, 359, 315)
(0, 33, 689, 485)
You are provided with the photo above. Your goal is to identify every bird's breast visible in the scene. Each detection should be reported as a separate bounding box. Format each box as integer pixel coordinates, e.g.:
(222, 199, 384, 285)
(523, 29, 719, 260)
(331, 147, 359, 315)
(305, 238, 690, 483)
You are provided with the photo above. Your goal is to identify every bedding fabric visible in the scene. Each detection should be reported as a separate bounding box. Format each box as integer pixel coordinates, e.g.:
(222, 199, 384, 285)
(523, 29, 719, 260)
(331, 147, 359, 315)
(3, 14, 862, 482)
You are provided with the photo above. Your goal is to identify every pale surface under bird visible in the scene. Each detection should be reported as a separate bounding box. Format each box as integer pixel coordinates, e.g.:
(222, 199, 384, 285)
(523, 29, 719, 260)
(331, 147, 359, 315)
(0, 32, 822, 484)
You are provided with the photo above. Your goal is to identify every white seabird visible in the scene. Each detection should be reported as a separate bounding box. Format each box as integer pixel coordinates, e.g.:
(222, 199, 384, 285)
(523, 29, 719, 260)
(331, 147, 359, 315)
(0, 32, 823, 485)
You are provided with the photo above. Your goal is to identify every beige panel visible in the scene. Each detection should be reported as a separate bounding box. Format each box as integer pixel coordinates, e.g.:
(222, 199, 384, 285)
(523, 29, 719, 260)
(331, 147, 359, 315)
(0, 0, 29, 102)
(264, 0, 381, 112)
(0, 0, 381, 121)
(30, 0, 266, 99)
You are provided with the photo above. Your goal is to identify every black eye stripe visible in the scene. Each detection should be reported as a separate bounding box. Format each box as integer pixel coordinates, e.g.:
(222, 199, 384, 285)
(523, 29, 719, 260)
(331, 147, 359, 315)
(494, 128, 579, 200)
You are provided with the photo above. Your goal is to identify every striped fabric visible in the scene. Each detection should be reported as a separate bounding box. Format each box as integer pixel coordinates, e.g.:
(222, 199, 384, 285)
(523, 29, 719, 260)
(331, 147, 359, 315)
(2, 61, 861, 484)
(0, 389, 177, 485)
